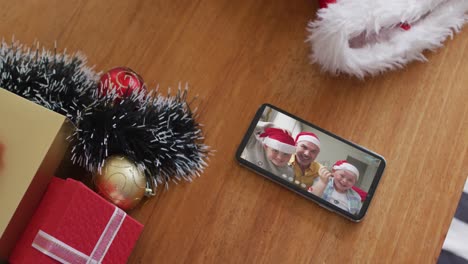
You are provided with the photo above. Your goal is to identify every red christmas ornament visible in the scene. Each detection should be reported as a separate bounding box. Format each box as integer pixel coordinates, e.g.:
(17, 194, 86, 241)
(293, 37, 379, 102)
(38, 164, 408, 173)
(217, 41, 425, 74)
(98, 67, 146, 98)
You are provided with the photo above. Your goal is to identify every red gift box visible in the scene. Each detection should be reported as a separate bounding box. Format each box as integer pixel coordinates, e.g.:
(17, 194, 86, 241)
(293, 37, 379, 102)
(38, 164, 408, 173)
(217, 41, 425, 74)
(9, 177, 143, 263)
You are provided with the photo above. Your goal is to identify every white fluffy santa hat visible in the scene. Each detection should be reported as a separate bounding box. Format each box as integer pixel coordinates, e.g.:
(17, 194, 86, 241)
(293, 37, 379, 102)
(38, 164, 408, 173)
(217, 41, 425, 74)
(307, 0, 468, 78)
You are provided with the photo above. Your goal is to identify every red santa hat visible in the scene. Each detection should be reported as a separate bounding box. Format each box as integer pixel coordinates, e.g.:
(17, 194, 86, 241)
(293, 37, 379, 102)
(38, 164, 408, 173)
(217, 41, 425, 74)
(308, 0, 468, 78)
(332, 160, 360, 180)
(259, 128, 296, 154)
(295, 132, 320, 149)
(318, 0, 335, 8)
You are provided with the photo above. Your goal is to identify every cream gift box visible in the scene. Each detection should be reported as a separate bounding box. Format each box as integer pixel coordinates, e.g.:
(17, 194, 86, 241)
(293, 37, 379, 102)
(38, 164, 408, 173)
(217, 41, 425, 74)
(0, 88, 72, 259)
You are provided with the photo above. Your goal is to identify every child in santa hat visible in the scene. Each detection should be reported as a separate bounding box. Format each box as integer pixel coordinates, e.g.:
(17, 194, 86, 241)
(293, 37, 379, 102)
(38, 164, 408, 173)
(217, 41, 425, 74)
(241, 122, 295, 178)
(308, 160, 362, 215)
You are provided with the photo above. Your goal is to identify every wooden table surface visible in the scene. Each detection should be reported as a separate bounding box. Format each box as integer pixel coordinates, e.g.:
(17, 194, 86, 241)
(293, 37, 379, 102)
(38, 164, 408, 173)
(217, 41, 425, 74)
(2, 0, 467, 263)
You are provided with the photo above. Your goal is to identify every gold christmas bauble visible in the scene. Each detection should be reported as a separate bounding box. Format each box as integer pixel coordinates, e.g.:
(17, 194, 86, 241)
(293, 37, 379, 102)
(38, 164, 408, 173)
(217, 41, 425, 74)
(94, 155, 146, 211)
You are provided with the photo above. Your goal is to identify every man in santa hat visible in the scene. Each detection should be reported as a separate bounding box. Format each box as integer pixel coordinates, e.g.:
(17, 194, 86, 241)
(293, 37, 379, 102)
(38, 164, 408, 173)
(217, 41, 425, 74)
(241, 122, 295, 177)
(309, 160, 362, 215)
(289, 132, 322, 190)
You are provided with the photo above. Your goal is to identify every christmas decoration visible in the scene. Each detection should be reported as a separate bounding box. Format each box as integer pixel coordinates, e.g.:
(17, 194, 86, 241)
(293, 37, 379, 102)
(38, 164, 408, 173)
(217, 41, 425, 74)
(0, 40, 210, 194)
(10, 177, 143, 264)
(94, 155, 147, 210)
(307, 0, 468, 78)
(98, 67, 146, 98)
(0, 88, 71, 258)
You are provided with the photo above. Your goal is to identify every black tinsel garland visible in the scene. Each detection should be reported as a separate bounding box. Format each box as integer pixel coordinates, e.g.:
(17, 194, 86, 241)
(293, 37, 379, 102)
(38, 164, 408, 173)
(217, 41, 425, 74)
(0, 40, 209, 188)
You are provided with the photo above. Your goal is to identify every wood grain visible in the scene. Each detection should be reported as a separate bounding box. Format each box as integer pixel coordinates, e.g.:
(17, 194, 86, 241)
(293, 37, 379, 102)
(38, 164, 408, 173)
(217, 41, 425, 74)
(1, 0, 467, 263)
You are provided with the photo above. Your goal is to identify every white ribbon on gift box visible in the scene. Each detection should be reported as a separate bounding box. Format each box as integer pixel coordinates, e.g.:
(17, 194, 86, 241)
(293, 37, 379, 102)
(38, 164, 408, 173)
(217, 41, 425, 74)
(31, 207, 126, 264)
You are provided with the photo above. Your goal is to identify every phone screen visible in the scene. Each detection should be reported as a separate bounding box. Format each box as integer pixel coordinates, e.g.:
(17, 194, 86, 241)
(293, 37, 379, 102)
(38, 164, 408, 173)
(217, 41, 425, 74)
(236, 104, 386, 222)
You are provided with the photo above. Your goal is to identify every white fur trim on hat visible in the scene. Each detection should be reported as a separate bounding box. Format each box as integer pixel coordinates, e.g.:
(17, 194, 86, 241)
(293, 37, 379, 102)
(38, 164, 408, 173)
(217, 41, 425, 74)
(307, 0, 468, 78)
(263, 137, 296, 154)
(296, 135, 320, 148)
(333, 162, 360, 180)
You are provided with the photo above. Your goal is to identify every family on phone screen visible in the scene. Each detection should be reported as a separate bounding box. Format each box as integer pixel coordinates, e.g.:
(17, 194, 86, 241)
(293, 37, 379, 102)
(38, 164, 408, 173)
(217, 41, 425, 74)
(242, 121, 362, 215)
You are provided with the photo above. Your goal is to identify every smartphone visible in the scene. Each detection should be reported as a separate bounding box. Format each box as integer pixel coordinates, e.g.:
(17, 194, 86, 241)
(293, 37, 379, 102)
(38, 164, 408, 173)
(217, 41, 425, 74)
(235, 104, 386, 222)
